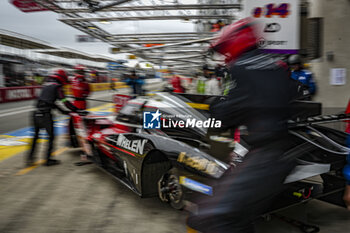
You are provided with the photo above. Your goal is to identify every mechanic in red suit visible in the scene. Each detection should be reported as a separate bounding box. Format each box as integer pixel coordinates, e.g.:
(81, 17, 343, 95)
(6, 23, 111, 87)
(72, 65, 90, 110)
(171, 74, 185, 93)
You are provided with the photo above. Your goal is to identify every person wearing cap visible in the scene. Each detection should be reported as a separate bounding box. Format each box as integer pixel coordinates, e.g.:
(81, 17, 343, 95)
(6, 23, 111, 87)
(72, 65, 90, 110)
(288, 54, 316, 98)
(187, 18, 296, 233)
(27, 70, 80, 167)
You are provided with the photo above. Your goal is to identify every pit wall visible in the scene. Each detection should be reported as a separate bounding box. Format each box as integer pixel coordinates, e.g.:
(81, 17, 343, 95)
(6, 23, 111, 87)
(0, 82, 128, 103)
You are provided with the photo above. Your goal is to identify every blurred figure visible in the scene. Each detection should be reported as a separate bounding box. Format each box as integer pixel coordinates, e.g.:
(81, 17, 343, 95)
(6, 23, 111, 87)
(211, 20, 226, 32)
(196, 65, 210, 94)
(187, 18, 296, 233)
(343, 100, 350, 209)
(288, 54, 316, 97)
(206, 73, 221, 95)
(171, 73, 185, 93)
(125, 70, 144, 96)
(27, 70, 80, 166)
(72, 65, 90, 110)
(187, 73, 199, 94)
(33, 73, 44, 85)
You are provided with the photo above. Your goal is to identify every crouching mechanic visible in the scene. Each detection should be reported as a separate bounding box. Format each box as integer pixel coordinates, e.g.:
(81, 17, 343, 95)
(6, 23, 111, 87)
(27, 70, 84, 166)
(187, 18, 297, 233)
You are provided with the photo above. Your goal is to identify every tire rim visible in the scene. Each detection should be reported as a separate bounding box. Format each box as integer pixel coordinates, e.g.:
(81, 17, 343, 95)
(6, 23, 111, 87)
(167, 175, 182, 204)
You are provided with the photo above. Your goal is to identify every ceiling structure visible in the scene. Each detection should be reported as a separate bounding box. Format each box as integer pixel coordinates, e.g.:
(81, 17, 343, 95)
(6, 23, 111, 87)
(32, 0, 242, 74)
(0, 29, 55, 50)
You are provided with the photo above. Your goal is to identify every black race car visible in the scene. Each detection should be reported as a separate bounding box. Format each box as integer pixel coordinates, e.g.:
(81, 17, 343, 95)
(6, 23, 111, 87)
(70, 92, 350, 212)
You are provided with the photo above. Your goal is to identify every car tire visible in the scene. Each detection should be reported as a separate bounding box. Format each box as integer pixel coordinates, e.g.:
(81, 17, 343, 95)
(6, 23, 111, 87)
(142, 161, 171, 196)
(159, 173, 185, 210)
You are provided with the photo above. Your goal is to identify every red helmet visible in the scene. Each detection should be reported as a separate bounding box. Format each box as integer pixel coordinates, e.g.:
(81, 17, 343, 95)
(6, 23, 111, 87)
(210, 17, 258, 63)
(50, 74, 68, 84)
(54, 69, 68, 84)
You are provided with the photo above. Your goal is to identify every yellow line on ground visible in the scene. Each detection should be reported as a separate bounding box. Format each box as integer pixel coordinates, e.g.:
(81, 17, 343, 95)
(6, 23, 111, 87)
(15, 147, 69, 176)
(186, 102, 209, 110)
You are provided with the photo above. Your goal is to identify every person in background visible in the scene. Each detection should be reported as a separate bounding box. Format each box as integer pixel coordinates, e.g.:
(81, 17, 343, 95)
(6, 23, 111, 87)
(186, 73, 199, 94)
(125, 70, 144, 96)
(33, 73, 43, 85)
(197, 65, 210, 94)
(288, 54, 316, 98)
(27, 70, 81, 167)
(72, 65, 90, 110)
(206, 72, 221, 95)
(171, 73, 185, 93)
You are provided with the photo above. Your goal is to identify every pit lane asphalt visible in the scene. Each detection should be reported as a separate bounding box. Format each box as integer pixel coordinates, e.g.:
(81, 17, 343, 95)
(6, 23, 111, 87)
(0, 91, 350, 233)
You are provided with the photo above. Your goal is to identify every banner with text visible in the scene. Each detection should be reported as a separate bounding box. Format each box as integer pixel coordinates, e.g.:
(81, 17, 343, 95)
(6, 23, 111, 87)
(245, 0, 300, 54)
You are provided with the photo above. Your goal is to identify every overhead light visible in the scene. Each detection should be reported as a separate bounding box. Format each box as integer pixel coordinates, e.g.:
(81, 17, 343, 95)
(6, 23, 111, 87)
(99, 20, 111, 24)
(87, 26, 97, 30)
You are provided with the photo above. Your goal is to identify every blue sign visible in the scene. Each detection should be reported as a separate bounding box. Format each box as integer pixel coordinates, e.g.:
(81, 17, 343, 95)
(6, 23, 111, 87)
(143, 110, 161, 129)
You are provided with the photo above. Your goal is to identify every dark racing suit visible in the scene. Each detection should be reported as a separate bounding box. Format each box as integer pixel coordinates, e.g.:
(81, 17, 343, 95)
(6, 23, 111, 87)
(187, 50, 297, 233)
(28, 79, 78, 162)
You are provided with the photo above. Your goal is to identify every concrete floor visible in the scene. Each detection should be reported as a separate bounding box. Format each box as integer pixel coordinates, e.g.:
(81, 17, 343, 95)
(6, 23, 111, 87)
(0, 137, 350, 233)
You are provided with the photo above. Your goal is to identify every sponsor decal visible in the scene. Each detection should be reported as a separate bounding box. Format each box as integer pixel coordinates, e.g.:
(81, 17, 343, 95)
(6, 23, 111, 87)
(0, 86, 43, 103)
(179, 176, 213, 196)
(6, 89, 31, 100)
(264, 23, 281, 33)
(246, 1, 300, 53)
(253, 3, 290, 18)
(143, 110, 221, 129)
(177, 152, 218, 176)
(116, 134, 147, 155)
(258, 37, 287, 48)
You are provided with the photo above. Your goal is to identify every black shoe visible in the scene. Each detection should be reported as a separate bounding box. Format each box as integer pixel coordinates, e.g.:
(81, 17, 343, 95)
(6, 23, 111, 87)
(45, 159, 61, 166)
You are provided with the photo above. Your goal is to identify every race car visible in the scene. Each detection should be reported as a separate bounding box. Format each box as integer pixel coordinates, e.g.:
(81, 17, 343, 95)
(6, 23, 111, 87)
(70, 92, 350, 212)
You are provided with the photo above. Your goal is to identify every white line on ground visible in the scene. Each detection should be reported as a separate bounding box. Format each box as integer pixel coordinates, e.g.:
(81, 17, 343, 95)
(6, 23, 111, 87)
(0, 108, 35, 118)
(0, 105, 34, 114)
